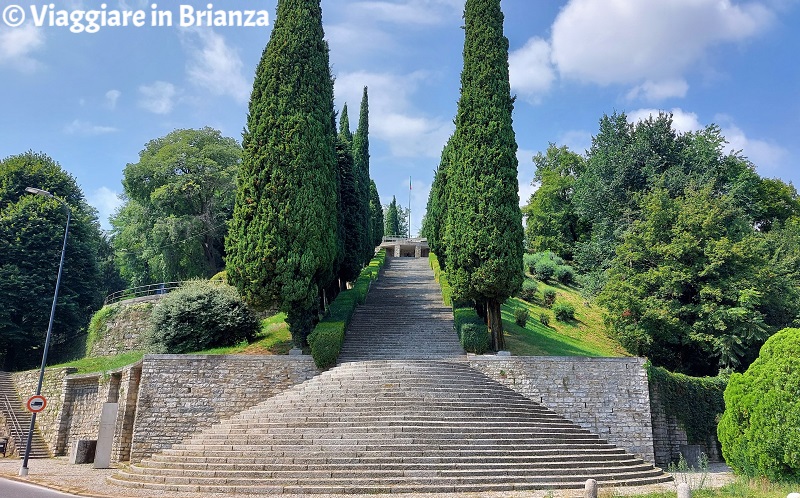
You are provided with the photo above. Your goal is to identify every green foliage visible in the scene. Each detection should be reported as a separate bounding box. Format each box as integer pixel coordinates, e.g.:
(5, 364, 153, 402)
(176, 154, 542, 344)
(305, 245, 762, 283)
(225, 0, 338, 349)
(460, 323, 491, 354)
(85, 305, 119, 355)
(430, 253, 453, 306)
(369, 180, 384, 247)
(523, 144, 587, 259)
(552, 300, 575, 321)
(309, 249, 387, 368)
(514, 307, 529, 327)
(111, 128, 240, 286)
(353, 87, 374, 266)
(647, 363, 726, 448)
(554, 264, 574, 284)
(518, 278, 538, 301)
(147, 280, 258, 354)
(308, 321, 346, 369)
(336, 108, 364, 284)
(385, 196, 401, 236)
(598, 186, 791, 375)
(454, 306, 485, 336)
(539, 312, 550, 327)
(718, 328, 800, 483)
(210, 271, 227, 282)
(0, 151, 105, 371)
(543, 289, 557, 308)
(424, 140, 453, 268)
(444, 0, 524, 351)
(534, 258, 557, 282)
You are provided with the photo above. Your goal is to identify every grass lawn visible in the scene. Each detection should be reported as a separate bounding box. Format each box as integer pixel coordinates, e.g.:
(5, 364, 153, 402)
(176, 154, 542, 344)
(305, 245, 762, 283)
(619, 477, 798, 498)
(54, 313, 293, 373)
(502, 280, 627, 357)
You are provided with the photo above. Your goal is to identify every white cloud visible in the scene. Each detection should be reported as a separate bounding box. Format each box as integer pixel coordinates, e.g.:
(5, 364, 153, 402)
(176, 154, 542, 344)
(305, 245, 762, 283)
(138, 81, 177, 114)
(408, 177, 431, 237)
(0, 25, 45, 72)
(509, 37, 556, 104)
(517, 148, 537, 207)
(87, 186, 123, 229)
(559, 130, 593, 155)
(627, 108, 703, 133)
(63, 119, 118, 136)
(551, 0, 773, 87)
(105, 89, 121, 110)
(335, 70, 453, 158)
(626, 79, 689, 102)
(181, 28, 250, 104)
(352, 1, 454, 25)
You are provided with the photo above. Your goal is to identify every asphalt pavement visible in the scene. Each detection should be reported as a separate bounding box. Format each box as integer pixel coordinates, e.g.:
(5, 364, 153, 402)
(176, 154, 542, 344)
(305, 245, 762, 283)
(0, 477, 85, 498)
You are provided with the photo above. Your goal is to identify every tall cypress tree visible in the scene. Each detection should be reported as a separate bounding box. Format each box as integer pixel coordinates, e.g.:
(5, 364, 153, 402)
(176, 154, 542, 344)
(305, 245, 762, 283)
(385, 196, 401, 237)
(337, 105, 362, 284)
(352, 87, 373, 264)
(369, 180, 384, 247)
(445, 0, 523, 351)
(424, 137, 453, 269)
(225, 0, 338, 348)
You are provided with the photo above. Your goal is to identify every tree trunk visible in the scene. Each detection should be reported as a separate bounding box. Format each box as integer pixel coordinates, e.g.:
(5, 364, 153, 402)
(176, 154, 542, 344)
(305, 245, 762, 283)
(486, 298, 504, 351)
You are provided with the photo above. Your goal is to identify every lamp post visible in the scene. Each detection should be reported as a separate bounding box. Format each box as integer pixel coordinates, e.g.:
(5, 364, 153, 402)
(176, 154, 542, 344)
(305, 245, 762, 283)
(19, 187, 71, 477)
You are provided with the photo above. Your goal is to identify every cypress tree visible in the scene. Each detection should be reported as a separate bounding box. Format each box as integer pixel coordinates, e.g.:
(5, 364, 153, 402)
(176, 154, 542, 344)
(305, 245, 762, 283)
(352, 87, 373, 264)
(225, 0, 338, 348)
(385, 196, 401, 237)
(424, 137, 453, 269)
(336, 105, 362, 284)
(369, 180, 384, 247)
(445, 0, 523, 351)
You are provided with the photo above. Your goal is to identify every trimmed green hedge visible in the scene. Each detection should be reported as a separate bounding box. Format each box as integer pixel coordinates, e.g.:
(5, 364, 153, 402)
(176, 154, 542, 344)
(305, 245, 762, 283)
(308, 249, 387, 368)
(430, 253, 452, 306)
(461, 323, 490, 354)
(718, 328, 800, 483)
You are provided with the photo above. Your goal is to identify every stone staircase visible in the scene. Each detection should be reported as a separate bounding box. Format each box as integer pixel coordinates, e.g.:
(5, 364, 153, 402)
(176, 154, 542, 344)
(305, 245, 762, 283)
(338, 257, 465, 362)
(109, 255, 669, 493)
(110, 360, 669, 494)
(0, 371, 51, 458)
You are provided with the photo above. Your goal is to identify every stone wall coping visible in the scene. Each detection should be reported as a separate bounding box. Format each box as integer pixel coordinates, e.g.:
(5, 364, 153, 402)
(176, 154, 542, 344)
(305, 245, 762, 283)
(470, 355, 643, 363)
(142, 354, 316, 363)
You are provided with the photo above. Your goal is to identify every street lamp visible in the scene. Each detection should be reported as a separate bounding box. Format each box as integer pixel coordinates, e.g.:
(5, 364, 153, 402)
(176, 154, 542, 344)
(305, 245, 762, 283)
(19, 187, 71, 477)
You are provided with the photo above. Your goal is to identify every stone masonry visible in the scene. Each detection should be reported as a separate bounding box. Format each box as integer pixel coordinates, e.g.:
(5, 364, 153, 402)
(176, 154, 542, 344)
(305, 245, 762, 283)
(88, 302, 153, 357)
(469, 356, 655, 464)
(130, 355, 319, 462)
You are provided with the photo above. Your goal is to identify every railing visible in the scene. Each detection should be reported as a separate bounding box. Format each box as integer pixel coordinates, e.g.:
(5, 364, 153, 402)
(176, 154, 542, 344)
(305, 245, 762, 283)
(1, 394, 24, 442)
(381, 235, 428, 244)
(104, 281, 182, 306)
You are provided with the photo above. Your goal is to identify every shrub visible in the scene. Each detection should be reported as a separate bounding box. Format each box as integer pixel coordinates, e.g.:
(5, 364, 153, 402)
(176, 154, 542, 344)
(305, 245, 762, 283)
(518, 278, 537, 302)
(552, 300, 575, 321)
(533, 259, 557, 282)
(539, 312, 550, 327)
(454, 306, 484, 337)
(514, 307, 529, 327)
(523, 253, 537, 275)
(554, 264, 574, 284)
(210, 270, 227, 282)
(85, 304, 119, 355)
(308, 321, 346, 369)
(543, 289, 557, 307)
(460, 323, 490, 354)
(717, 328, 800, 483)
(147, 280, 259, 354)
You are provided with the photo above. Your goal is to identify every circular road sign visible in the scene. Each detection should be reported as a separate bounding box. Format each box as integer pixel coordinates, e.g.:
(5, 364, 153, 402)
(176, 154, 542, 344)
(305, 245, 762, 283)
(26, 395, 47, 413)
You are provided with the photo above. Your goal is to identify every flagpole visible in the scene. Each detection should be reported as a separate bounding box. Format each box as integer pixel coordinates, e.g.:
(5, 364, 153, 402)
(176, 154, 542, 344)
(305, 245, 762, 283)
(408, 176, 412, 238)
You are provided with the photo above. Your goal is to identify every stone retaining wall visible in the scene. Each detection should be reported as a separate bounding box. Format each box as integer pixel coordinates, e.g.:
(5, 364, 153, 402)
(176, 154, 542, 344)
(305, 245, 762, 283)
(130, 355, 319, 462)
(88, 302, 153, 357)
(13, 367, 75, 454)
(469, 356, 655, 464)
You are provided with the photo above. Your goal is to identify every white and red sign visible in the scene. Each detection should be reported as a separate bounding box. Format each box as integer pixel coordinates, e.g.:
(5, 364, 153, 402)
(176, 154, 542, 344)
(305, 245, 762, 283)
(25, 395, 47, 413)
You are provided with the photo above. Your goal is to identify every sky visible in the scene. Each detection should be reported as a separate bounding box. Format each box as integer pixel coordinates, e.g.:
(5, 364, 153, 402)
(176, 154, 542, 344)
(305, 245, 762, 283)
(1, 0, 798, 235)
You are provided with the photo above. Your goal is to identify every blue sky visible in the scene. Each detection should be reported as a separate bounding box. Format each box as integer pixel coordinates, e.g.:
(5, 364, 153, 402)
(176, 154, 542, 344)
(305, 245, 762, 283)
(1, 0, 798, 235)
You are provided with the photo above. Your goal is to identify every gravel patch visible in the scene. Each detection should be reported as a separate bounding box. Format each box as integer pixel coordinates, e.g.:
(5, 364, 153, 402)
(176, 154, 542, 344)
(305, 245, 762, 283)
(0, 457, 736, 498)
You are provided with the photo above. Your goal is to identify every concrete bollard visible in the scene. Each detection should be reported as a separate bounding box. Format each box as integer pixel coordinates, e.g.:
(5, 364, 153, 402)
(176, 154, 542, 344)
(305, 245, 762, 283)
(585, 478, 597, 498)
(677, 482, 691, 498)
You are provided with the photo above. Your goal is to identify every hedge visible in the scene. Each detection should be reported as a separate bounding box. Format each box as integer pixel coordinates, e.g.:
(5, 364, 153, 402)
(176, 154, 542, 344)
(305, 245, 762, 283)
(308, 249, 387, 368)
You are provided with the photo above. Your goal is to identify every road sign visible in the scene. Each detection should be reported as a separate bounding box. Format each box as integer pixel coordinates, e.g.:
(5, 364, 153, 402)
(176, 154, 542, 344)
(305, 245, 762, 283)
(26, 395, 47, 413)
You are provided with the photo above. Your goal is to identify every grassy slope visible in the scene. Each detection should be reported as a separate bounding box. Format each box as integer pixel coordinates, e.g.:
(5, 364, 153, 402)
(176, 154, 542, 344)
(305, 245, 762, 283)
(503, 280, 627, 357)
(54, 313, 293, 374)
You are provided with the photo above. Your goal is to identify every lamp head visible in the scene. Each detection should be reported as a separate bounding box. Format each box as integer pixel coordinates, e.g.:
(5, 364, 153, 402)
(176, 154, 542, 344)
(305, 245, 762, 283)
(25, 187, 54, 198)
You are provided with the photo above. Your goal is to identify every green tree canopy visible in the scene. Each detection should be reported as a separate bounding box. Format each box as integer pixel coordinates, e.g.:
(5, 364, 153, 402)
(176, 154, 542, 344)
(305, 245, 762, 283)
(336, 106, 363, 284)
(369, 180, 384, 247)
(424, 139, 452, 268)
(445, 0, 523, 351)
(385, 196, 401, 237)
(352, 87, 374, 265)
(0, 152, 104, 370)
(111, 127, 240, 286)
(225, 0, 338, 348)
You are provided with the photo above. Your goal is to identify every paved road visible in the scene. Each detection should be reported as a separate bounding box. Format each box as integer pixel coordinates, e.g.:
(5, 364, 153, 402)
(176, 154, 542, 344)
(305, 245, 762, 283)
(0, 477, 85, 498)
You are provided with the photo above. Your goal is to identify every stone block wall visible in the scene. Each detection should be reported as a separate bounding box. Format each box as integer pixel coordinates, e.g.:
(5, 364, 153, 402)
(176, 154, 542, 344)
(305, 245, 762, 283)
(130, 355, 319, 462)
(88, 302, 153, 357)
(13, 367, 75, 454)
(469, 356, 655, 464)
